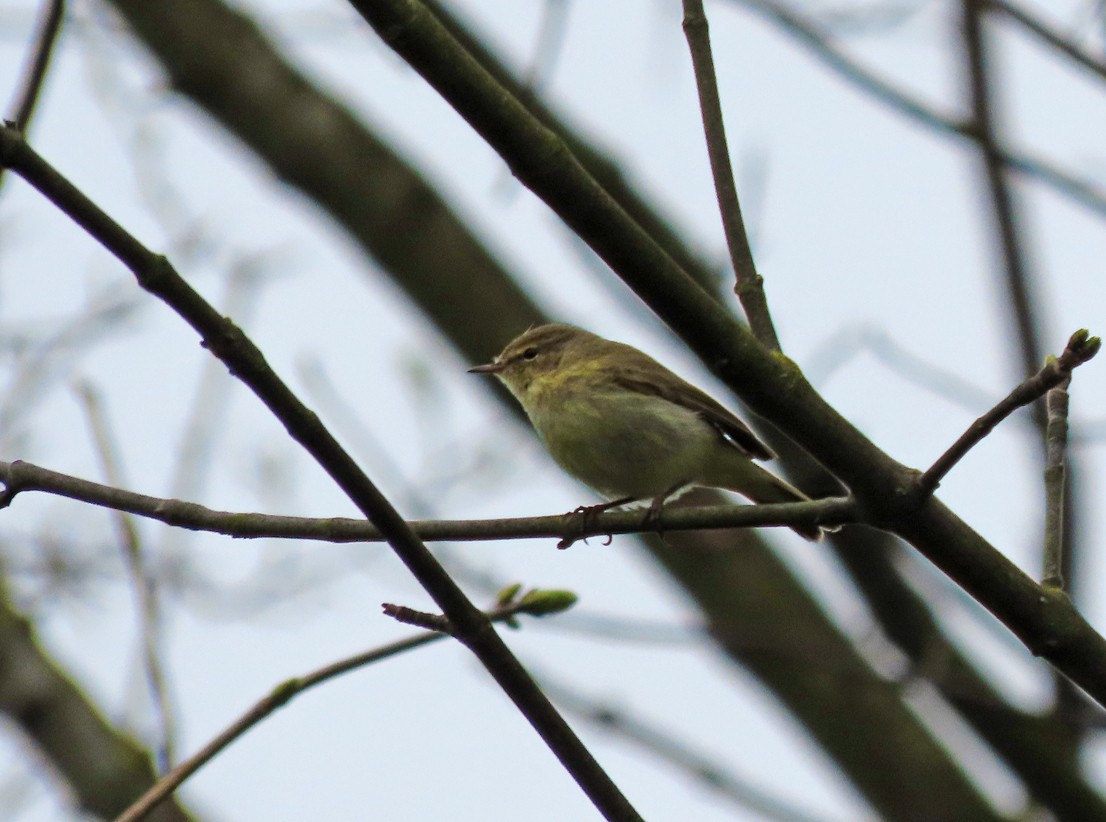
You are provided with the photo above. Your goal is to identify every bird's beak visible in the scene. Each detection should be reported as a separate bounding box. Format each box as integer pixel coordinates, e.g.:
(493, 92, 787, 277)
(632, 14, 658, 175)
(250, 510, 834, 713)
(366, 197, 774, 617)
(468, 361, 503, 374)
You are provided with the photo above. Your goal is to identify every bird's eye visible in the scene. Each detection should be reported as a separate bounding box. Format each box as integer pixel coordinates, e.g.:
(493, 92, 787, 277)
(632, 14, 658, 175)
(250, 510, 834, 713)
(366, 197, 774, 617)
(522, 347, 539, 360)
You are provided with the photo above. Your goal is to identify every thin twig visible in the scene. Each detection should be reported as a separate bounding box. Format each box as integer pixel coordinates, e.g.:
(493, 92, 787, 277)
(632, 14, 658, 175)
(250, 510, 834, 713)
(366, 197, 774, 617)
(1042, 379, 1070, 589)
(7, 0, 66, 130)
(919, 330, 1100, 494)
(0, 123, 641, 822)
(0, 459, 855, 544)
(0, 0, 65, 190)
(73, 382, 177, 773)
(681, 0, 780, 350)
(114, 593, 575, 822)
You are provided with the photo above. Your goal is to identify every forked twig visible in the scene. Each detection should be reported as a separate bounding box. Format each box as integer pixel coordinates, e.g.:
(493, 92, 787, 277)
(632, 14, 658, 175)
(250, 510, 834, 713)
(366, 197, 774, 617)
(920, 330, 1099, 494)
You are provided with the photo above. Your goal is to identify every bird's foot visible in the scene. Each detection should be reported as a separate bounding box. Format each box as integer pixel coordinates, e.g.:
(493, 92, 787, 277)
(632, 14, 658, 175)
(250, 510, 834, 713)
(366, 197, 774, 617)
(557, 499, 630, 549)
(641, 485, 683, 537)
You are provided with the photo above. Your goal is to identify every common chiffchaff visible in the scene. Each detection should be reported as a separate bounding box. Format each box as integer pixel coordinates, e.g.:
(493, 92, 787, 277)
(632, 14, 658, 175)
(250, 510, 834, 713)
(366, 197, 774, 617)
(470, 324, 823, 541)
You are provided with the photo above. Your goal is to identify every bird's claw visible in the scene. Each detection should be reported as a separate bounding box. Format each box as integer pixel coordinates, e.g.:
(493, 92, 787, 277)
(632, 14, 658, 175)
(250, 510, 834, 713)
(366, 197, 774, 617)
(558, 504, 614, 549)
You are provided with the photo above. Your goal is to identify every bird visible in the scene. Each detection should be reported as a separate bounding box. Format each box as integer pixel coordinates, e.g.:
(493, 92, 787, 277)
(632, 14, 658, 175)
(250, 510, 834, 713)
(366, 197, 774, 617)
(469, 323, 825, 540)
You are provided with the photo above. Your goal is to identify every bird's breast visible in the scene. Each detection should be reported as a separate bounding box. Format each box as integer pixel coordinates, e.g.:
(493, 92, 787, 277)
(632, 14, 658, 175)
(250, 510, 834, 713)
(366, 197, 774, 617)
(528, 390, 719, 499)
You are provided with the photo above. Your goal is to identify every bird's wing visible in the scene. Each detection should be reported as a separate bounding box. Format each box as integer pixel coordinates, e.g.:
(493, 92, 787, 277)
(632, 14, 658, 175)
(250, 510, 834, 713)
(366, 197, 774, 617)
(609, 364, 776, 462)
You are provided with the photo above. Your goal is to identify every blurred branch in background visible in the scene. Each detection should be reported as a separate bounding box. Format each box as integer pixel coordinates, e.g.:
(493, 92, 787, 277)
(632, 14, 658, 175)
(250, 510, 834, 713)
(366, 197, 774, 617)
(732, 0, 1106, 219)
(0, 575, 193, 821)
(73, 383, 177, 774)
(2, 0, 1105, 819)
(959, 0, 1086, 718)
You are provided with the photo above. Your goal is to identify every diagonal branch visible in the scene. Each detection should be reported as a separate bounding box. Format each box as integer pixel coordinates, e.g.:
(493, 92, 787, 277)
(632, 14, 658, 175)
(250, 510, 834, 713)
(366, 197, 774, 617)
(7, 0, 66, 131)
(989, 0, 1106, 84)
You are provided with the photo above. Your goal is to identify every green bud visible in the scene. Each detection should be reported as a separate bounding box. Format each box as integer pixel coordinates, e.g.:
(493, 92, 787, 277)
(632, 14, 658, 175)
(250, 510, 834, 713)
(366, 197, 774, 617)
(495, 582, 523, 606)
(517, 589, 578, 616)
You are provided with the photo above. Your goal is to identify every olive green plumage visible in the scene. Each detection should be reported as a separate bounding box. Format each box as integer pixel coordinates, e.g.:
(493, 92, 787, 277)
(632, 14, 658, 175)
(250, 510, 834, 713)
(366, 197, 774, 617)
(470, 324, 822, 540)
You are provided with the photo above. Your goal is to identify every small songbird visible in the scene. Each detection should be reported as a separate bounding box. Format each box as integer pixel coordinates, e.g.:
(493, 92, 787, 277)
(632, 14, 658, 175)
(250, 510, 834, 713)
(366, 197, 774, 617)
(469, 323, 824, 540)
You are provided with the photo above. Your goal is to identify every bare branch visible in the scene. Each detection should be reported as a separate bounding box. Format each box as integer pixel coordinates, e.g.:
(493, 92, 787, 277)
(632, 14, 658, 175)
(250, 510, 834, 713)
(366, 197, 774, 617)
(682, 0, 780, 350)
(6, 0, 66, 130)
(0, 459, 855, 544)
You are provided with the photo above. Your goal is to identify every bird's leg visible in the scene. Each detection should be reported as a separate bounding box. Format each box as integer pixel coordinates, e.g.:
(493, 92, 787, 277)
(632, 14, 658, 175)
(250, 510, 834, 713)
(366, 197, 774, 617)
(642, 484, 685, 535)
(558, 497, 635, 549)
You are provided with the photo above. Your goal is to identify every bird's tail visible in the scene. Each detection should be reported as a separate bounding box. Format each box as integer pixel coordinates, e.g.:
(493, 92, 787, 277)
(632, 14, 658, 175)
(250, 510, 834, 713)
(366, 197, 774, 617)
(731, 463, 827, 542)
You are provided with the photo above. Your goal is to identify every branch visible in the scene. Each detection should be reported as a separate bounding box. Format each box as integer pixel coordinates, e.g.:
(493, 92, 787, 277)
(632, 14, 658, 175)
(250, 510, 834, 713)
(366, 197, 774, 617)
(73, 382, 177, 774)
(0, 124, 641, 822)
(1042, 378, 1070, 589)
(7, 0, 66, 130)
(0, 579, 192, 821)
(919, 331, 1099, 494)
(0, 459, 854, 544)
(0, 0, 65, 192)
(115, 590, 577, 822)
(100, 3, 1031, 815)
(681, 0, 780, 350)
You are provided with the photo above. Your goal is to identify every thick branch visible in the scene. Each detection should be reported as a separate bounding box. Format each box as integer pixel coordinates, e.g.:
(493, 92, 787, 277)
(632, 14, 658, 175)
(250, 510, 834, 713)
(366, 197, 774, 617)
(45, 3, 993, 814)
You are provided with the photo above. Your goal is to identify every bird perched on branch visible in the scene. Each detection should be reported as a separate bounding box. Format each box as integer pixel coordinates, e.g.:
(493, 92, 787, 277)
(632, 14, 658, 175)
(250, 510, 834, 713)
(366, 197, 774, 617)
(470, 323, 825, 541)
